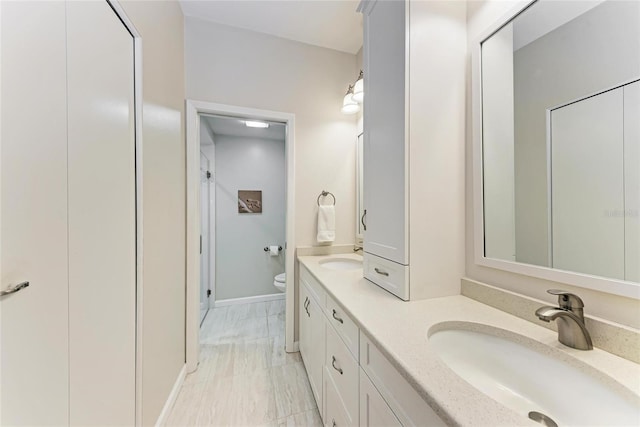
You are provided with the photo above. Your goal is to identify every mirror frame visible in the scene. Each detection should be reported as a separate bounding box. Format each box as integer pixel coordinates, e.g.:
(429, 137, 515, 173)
(471, 0, 640, 300)
(356, 132, 364, 246)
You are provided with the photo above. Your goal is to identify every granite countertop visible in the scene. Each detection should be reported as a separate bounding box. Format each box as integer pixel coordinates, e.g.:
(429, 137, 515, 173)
(297, 253, 640, 426)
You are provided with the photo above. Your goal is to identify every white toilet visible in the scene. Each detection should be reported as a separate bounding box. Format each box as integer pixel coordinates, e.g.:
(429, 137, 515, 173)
(273, 273, 286, 293)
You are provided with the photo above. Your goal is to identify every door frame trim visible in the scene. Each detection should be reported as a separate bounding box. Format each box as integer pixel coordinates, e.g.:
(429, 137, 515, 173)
(185, 100, 296, 372)
(103, 1, 144, 425)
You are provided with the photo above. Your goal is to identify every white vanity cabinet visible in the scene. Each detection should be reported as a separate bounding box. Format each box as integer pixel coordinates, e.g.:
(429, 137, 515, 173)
(298, 264, 445, 426)
(300, 269, 327, 412)
(359, 0, 466, 301)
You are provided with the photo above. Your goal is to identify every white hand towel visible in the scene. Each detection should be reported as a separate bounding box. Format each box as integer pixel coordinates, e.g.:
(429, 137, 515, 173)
(317, 205, 336, 243)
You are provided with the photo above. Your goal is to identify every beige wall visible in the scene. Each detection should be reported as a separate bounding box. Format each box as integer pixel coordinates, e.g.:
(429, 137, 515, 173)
(185, 17, 359, 249)
(119, 1, 186, 425)
(465, 0, 640, 329)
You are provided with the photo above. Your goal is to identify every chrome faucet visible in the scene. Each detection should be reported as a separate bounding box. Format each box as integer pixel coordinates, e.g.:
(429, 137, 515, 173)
(535, 289, 593, 350)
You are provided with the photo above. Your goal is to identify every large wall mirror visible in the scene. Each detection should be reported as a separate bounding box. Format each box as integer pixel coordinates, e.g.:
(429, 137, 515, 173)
(475, 0, 639, 296)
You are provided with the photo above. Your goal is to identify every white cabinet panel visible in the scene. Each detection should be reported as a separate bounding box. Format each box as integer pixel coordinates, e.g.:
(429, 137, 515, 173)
(66, 1, 136, 424)
(326, 293, 359, 358)
(300, 276, 325, 416)
(309, 294, 326, 414)
(624, 81, 639, 282)
(551, 88, 624, 279)
(362, 0, 408, 266)
(1, 2, 70, 424)
(359, 332, 445, 427)
(363, 253, 409, 301)
(359, 369, 401, 427)
(324, 366, 351, 427)
(326, 322, 359, 426)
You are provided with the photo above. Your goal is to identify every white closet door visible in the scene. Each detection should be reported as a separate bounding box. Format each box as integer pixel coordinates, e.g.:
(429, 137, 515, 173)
(0, 2, 70, 425)
(624, 81, 639, 282)
(66, 1, 136, 425)
(551, 88, 624, 279)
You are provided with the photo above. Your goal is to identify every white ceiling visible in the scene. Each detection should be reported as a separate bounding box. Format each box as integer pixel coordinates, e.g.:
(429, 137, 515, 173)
(179, 0, 363, 54)
(513, 0, 605, 51)
(202, 115, 286, 143)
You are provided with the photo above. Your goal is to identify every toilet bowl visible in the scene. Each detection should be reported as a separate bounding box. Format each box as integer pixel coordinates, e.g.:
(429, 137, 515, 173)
(273, 273, 286, 293)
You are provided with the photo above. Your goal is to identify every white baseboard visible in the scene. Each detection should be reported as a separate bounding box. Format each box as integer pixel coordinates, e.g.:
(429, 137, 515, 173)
(214, 292, 285, 308)
(155, 364, 186, 427)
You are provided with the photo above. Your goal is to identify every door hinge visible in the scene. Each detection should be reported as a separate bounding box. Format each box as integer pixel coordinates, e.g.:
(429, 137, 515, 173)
(207, 289, 212, 297)
(206, 171, 212, 179)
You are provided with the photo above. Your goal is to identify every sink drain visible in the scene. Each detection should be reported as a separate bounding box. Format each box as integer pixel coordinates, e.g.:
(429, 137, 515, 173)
(528, 411, 558, 427)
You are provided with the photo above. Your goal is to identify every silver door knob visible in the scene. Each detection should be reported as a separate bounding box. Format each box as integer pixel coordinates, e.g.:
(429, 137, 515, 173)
(0, 281, 29, 297)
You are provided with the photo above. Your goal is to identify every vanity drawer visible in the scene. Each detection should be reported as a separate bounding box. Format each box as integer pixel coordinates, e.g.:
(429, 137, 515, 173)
(363, 253, 409, 301)
(301, 264, 326, 306)
(326, 322, 359, 426)
(359, 332, 445, 427)
(360, 367, 402, 427)
(324, 366, 352, 427)
(325, 293, 359, 359)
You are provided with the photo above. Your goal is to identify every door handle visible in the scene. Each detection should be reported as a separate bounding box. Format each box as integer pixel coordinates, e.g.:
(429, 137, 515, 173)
(374, 268, 389, 277)
(361, 209, 367, 231)
(0, 281, 29, 297)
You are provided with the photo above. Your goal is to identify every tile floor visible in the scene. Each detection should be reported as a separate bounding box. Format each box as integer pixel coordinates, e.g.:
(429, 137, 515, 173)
(166, 299, 323, 426)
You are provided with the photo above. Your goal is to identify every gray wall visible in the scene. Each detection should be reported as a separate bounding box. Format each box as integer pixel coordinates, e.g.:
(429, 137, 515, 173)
(513, 0, 640, 265)
(215, 135, 286, 300)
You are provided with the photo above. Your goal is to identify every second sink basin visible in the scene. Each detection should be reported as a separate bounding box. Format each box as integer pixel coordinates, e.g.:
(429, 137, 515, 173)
(319, 257, 362, 271)
(428, 322, 640, 426)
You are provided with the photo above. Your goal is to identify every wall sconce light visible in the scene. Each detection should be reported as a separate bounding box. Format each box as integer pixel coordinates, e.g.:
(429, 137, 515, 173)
(341, 84, 361, 115)
(352, 70, 364, 103)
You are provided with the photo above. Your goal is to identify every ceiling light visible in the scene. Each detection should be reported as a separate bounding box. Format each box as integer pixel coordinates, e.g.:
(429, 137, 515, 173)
(352, 70, 364, 103)
(341, 85, 360, 115)
(245, 120, 270, 128)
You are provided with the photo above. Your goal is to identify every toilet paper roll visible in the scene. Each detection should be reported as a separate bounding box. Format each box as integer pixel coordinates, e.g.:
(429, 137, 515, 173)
(269, 245, 279, 256)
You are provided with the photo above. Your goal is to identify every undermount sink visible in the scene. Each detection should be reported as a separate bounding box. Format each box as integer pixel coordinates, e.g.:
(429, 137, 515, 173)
(428, 322, 640, 427)
(319, 257, 362, 271)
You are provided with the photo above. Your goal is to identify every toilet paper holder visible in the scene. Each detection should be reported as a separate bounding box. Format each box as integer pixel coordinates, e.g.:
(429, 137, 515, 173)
(264, 246, 283, 252)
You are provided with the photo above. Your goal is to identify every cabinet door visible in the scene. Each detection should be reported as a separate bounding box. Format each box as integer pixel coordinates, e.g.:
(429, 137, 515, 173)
(360, 370, 402, 427)
(66, 1, 136, 424)
(362, 0, 408, 265)
(299, 285, 310, 365)
(308, 295, 326, 413)
(1, 2, 70, 424)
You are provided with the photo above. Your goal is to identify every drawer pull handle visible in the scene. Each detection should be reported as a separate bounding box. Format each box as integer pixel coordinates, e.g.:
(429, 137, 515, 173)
(0, 281, 29, 297)
(374, 267, 389, 277)
(305, 299, 310, 317)
(331, 356, 343, 375)
(332, 419, 337, 427)
(332, 309, 344, 324)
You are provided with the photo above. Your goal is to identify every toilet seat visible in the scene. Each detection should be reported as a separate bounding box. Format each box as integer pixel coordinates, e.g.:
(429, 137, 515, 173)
(273, 273, 286, 292)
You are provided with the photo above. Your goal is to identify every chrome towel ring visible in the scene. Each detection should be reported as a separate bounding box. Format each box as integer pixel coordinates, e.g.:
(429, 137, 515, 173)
(317, 190, 336, 206)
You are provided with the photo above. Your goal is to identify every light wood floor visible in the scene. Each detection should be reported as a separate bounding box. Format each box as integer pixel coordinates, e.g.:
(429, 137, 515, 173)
(166, 300, 322, 426)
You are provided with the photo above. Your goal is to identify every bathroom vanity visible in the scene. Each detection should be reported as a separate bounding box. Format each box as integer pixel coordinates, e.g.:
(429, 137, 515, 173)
(296, 253, 640, 426)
